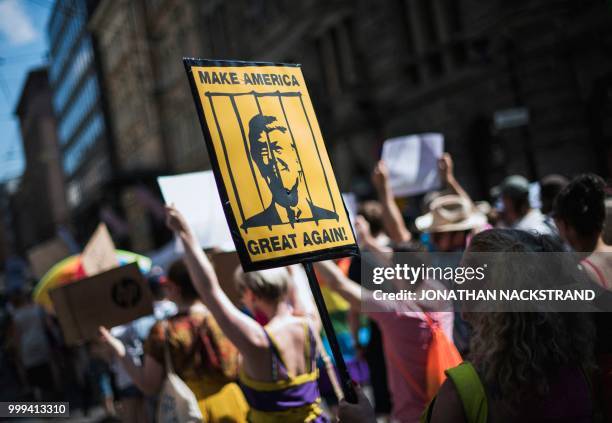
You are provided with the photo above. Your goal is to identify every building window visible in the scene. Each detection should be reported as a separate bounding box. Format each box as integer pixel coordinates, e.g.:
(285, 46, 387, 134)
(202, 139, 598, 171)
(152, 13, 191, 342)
(315, 17, 358, 97)
(398, 0, 466, 82)
(52, 37, 93, 114)
(63, 114, 104, 175)
(156, 35, 178, 90)
(442, 0, 463, 35)
(203, 3, 231, 57)
(58, 74, 99, 146)
(48, 8, 65, 51)
(417, 0, 439, 46)
(49, 7, 86, 84)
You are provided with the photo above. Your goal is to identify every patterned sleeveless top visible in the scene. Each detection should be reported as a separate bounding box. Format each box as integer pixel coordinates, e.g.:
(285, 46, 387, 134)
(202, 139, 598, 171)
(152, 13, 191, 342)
(239, 321, 328, 423)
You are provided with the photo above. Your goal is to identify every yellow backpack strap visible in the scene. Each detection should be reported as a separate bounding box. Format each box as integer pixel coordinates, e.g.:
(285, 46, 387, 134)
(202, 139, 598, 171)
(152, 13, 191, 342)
(420, 362, 488, 423)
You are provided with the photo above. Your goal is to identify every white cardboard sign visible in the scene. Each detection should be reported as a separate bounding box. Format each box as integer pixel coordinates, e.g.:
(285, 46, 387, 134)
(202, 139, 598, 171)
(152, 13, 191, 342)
(381, 133, 444, 197)
(157, 171, 235, 251)
(342, 192, 358, 232)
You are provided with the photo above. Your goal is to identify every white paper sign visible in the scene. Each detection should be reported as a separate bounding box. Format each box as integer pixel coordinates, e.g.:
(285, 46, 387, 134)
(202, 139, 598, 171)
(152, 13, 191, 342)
(342, 192, 358, 231)
(158, 171, 235, 251)
(381, 133, 444, 197)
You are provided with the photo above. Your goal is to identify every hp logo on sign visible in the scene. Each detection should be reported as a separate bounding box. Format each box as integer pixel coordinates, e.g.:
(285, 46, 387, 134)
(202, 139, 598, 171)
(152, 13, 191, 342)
(111, 278, 142, 308)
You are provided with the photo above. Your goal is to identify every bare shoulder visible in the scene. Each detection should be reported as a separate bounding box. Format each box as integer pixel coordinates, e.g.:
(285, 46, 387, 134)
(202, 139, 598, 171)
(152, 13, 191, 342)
(585, 251, 612, 286)
(266, 315, 308, 337)
(588, 248, 612, 267)
(429, 378, 467, 423)
(266, 316, 310, 352)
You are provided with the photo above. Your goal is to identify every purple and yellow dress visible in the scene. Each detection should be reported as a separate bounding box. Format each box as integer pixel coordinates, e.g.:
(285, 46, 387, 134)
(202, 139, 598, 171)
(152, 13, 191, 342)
(239, 321, 328, 423)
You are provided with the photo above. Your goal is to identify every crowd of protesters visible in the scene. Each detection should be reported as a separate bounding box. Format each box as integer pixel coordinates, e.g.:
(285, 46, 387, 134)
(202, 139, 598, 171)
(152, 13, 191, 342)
(1, 153, 611, 423)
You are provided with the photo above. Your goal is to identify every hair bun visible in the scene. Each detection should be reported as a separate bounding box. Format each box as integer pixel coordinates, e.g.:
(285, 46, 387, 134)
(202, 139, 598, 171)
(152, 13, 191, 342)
(553, 173, 606, 237)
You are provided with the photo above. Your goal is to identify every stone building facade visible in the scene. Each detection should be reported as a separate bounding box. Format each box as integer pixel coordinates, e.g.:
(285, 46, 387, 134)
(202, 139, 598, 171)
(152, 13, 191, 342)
(145, 0, 211, 173)
(90, 0, 211, 176)
(90, 0, 168, 251)
(180, 0, 610, 199)
(13, 68, 69, 252)
(89, 0, 213, 250)
(47, 0, 117, 245)
(91, 0, 611, 217)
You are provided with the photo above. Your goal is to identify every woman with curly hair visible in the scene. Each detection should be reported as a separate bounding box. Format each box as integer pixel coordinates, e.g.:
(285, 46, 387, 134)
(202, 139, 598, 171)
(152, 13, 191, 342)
(424, 229, 595, 422)
(339, 229, 597, 422)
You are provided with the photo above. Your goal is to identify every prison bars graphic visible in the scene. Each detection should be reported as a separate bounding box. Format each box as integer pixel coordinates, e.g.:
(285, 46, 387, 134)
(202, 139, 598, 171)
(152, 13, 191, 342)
(204, 91, 338, 232)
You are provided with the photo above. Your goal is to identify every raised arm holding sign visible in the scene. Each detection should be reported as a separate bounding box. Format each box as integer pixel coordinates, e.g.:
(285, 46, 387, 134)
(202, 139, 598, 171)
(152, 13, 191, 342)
(184, 58, 359, 405)
(166, 205, 334, 420)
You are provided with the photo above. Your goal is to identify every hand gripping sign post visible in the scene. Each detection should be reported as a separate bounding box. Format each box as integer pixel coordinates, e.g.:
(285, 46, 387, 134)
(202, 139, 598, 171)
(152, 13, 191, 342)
(184, 58, 359, 402)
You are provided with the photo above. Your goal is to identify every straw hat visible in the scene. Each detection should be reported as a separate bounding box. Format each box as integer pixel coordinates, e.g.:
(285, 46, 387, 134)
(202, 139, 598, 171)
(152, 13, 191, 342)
(416, 195, 487, 233)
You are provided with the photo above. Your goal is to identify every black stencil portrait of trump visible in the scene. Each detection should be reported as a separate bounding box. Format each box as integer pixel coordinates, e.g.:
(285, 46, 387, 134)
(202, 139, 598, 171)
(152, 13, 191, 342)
(241, 113, 338, 230)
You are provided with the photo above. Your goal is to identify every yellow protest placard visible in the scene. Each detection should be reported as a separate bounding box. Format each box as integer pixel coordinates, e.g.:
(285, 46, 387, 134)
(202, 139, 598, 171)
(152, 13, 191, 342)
(184, 59, 358, 270)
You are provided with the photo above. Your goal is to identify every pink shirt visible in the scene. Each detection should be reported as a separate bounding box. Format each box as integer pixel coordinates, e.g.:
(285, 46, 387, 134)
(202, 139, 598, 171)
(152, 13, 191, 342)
(365, 281, 454, 423)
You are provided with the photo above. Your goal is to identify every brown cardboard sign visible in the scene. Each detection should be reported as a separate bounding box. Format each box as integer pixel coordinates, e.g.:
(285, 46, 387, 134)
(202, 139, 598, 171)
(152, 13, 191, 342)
(50, 263, 153, 345)
(28, 238, 71, 280)
(81, 223, 119, 277)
